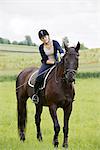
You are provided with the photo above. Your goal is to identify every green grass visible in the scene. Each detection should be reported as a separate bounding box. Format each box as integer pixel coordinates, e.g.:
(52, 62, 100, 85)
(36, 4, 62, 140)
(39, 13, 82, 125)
(79, 48, 100, 72)
(0, 52, 40, 70)
(0, 43, 38, 52)
(0, 44, 100, 149)
(0, 79, 100, 150)
(0, 44, 100, 74)
(0, 44, 40, 77)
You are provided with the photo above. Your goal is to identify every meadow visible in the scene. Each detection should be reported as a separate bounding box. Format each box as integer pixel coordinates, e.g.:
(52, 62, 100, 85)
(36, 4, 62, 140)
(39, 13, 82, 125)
(0, 44, 100, 150)
(0, 79, 100, 150)
(0, 44, 100, 79)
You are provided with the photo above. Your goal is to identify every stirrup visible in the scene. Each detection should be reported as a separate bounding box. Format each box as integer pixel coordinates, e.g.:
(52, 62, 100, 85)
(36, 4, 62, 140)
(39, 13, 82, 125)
(32, 94, 39, 104)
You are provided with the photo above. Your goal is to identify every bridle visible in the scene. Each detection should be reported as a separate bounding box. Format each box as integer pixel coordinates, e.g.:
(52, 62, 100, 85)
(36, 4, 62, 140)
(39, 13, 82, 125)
(63, 69, 77, 83)
(63, 50, 79, 83)
(54, 48, 79, 84)
(64, 69, 77, 75)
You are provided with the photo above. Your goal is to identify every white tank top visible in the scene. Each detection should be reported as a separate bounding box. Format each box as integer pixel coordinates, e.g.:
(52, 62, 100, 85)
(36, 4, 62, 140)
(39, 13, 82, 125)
(44, 41, 55, 62)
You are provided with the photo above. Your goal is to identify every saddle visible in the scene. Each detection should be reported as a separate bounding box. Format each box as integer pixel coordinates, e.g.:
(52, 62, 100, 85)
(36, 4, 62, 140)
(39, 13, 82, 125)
(28, 65, 56, 90)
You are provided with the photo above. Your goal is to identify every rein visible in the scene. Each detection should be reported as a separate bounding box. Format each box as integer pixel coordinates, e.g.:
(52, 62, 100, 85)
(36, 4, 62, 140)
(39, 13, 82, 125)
(55, 66, 59, 83)
(16, 82, 28, 91)
(54, 61, 64, 83)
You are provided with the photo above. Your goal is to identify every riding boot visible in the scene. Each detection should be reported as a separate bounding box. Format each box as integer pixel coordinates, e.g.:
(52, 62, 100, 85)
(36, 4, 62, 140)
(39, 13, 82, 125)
(32, 80, 40, 104)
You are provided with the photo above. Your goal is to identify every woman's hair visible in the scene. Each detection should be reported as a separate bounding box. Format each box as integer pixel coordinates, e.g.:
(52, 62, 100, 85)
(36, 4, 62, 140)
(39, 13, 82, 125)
(38, 29, 49, 39)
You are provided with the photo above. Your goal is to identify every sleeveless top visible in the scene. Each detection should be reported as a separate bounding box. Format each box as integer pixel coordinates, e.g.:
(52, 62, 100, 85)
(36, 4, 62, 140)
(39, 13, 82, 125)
(44, 41, 55, 62)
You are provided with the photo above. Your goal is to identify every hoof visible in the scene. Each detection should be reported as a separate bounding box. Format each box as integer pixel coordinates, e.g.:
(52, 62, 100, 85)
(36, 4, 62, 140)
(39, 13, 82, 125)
(62, 147, 68, 150)
(20, 132, 25, 141)
(62, 143, 68, 149)
(37, 133, 43, 141)
(53, 139, 59, 147)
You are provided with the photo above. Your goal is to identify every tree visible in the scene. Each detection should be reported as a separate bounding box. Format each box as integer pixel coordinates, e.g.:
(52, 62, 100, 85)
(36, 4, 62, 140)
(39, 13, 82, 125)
(0, 37, 3, 43)
(25, 35, 33, 46)
(0, 37, 10, 44)
(3, 38, 11, 44)
(33, 43, 37, 46)
(12, 41, 18, 45)
(62, 36, 69, 48)
(80, 43, 88, 50)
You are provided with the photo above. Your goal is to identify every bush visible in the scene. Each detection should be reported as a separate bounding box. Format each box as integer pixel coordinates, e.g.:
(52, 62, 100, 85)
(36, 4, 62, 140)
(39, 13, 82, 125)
(80, 43, 88, 50)
(76, 72, 100, 78)
(0, 37, 11, 44)
(12, 41, 18, 45)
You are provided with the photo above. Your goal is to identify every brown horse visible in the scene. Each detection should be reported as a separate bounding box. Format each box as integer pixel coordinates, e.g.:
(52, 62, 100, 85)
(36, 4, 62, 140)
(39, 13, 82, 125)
(16, 42, 80, 148)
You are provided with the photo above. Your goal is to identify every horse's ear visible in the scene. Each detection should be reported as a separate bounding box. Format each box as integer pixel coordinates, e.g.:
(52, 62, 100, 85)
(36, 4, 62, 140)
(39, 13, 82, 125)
(75, 42, 80, 52)
(63, 43, 69, 52)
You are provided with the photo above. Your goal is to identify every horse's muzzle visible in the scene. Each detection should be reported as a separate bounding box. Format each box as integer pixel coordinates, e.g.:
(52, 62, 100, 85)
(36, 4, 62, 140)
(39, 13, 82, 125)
(64, 69, 76, 83)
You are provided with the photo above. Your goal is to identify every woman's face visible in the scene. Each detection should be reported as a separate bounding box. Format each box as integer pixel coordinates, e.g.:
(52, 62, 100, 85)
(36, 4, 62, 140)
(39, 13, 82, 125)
(40, 35, 50, 44)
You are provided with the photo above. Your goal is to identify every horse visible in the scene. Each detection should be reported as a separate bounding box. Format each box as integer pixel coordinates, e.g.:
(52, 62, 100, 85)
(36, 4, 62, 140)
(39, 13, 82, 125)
(16, 42, 80, 148)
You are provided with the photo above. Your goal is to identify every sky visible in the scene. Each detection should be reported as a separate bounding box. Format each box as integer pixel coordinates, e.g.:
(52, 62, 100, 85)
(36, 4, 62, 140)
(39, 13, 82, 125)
(0, 0, 100, 48)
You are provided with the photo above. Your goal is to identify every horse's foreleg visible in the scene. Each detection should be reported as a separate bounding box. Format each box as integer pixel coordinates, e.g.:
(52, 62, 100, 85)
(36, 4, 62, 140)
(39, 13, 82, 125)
(49, 104, 60, 147)
(35, 103, 43, 141)
(63, 102, 72, 148)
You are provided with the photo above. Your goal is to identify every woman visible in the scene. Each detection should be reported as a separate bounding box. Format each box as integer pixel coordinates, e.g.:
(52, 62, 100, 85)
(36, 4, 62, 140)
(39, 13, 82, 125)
(32, 29, 64, 103)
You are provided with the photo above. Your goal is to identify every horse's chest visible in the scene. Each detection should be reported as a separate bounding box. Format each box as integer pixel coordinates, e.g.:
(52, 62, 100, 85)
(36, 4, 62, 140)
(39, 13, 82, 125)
(45, 85, 66, 104)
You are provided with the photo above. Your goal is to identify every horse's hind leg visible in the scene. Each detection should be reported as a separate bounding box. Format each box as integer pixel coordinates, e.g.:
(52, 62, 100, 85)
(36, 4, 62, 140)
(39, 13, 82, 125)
(17, 91, 28, 141)
(49, 104, 60, 147)
(35, 103, 43, 141)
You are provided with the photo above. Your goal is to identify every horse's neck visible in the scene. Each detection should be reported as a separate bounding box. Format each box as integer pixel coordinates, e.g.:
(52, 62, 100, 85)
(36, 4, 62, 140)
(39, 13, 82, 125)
(56, 62, 64, 77)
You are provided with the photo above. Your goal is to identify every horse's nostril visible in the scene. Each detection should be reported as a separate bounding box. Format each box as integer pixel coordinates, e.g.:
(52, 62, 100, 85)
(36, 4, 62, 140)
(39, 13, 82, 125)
(68, 71, 74, 76)
(67, 72, 75, 82)
(69, 78, 75, 83)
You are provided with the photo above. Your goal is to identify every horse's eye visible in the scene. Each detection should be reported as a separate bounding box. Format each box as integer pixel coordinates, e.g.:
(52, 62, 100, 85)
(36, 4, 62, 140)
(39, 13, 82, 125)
(77, 53, 79, 56)
(64, 56, 68, 61)
(66, 57, 68, 61)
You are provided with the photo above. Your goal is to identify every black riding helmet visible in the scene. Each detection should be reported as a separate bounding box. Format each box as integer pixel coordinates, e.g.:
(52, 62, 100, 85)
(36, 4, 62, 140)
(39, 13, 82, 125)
(38, 29, 49, 39)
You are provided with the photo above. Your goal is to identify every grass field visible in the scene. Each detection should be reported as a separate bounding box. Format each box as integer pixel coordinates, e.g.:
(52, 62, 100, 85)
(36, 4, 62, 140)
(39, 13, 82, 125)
(0, 79, 100, 150)
(0, 44, 100, 75)
(0, 44, 100, 149)
(79, 48, 100, 72)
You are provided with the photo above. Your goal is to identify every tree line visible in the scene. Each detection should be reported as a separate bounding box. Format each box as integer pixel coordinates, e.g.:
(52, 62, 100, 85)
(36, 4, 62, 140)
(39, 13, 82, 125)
(0, 35, 37, 46)
(0, 35, 88, 49)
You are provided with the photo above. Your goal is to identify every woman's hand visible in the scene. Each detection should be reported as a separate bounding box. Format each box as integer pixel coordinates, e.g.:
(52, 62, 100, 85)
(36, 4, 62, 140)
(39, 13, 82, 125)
(46, 60, 55, 65)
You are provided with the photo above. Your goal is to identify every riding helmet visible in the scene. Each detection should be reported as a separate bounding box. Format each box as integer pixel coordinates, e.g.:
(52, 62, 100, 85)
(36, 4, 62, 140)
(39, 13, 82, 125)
(38, 29, 49, 39)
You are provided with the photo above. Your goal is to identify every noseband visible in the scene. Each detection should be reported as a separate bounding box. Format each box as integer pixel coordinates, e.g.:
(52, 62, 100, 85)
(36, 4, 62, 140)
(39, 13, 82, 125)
(63, 69, 77, 84)
(64, 69, 76, 74)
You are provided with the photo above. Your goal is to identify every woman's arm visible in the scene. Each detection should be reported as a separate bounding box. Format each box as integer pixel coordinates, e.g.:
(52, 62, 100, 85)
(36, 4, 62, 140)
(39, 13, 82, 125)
(39, 44, 48, 63)
(55, 40, 64, 54)
(53, 40, 65, 60)
(46, 60, 55, 64)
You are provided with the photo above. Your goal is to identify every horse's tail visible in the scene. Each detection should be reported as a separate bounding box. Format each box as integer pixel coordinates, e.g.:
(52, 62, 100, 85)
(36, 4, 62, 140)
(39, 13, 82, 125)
(16, 73, 28, 140)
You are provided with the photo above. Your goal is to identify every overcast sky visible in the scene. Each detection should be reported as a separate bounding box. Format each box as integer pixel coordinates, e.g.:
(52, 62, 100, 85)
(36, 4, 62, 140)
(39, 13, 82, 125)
(0, 0, 100, 48)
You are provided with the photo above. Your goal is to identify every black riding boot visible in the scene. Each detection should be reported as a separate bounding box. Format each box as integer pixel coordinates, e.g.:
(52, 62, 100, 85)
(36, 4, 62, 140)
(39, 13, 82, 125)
(32, 80, 40, 104)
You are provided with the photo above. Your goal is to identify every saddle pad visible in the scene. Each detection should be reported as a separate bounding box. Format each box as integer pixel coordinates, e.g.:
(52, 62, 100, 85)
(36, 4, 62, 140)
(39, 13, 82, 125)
(28, 70, 39, 87)
(40, 65, 56, 90)
(28, 65, 56, 89)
